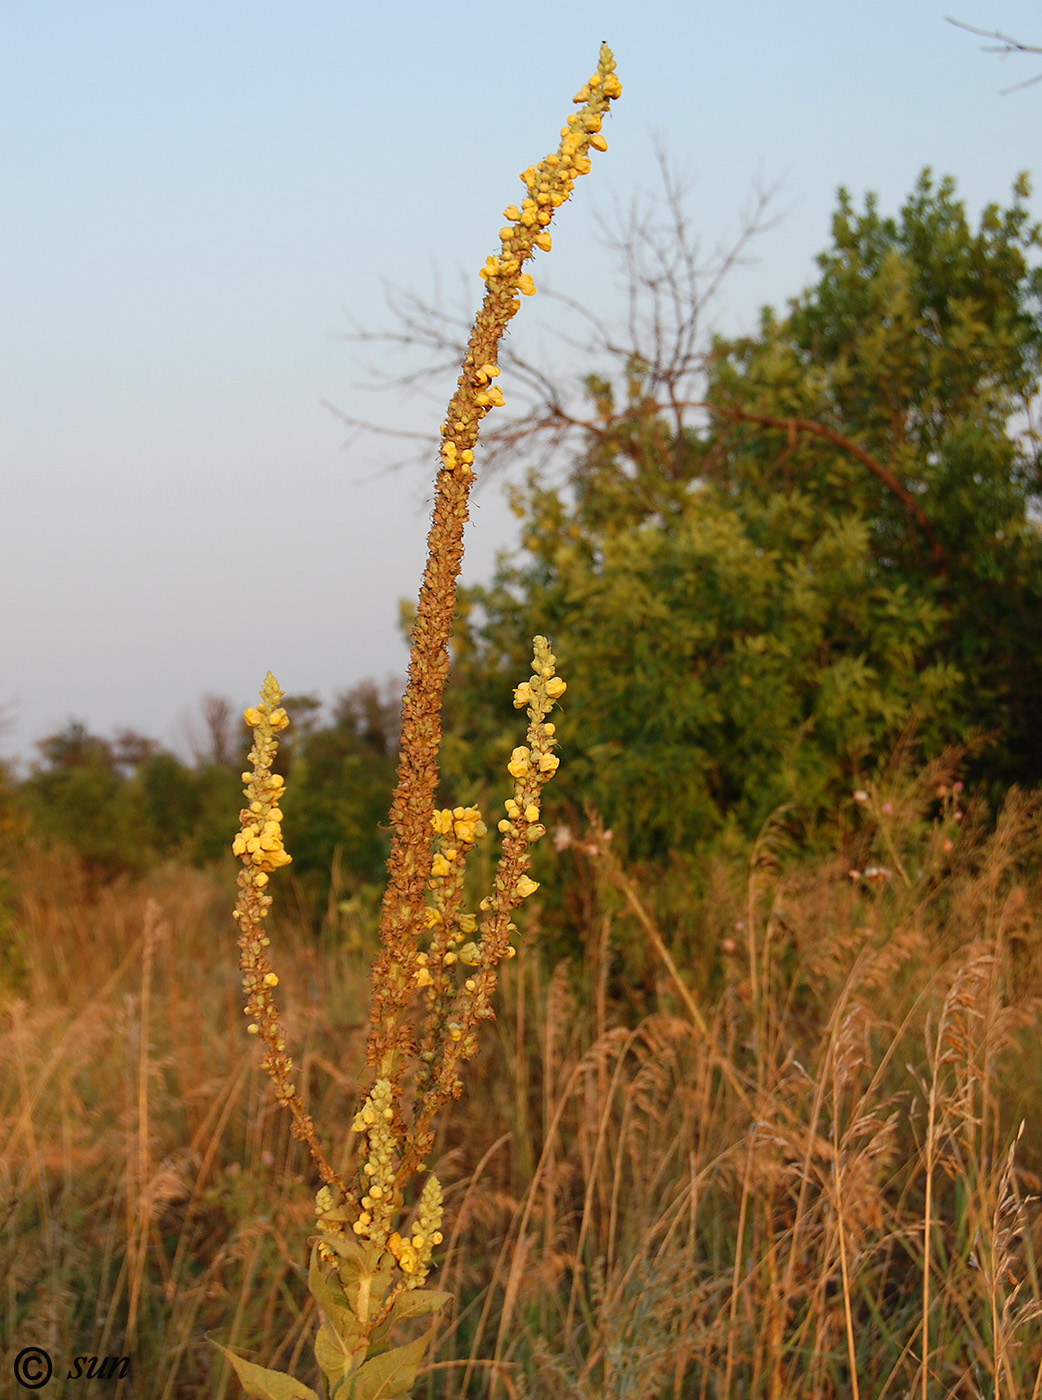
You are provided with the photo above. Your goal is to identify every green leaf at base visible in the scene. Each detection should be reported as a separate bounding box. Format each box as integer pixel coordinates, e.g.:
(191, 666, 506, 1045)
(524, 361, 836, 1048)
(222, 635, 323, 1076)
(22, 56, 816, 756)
(348, 1328, 435, 1400)
(208, 1338, 320, 1400)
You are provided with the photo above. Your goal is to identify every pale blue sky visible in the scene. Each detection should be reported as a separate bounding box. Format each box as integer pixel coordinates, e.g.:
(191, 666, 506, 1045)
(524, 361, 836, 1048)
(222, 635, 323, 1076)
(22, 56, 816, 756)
(3, 0, 1040, 764)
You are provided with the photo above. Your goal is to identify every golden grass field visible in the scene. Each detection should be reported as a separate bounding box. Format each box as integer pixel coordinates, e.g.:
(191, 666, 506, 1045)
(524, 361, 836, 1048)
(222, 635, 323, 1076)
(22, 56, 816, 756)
(3, 759, 1041, 1397)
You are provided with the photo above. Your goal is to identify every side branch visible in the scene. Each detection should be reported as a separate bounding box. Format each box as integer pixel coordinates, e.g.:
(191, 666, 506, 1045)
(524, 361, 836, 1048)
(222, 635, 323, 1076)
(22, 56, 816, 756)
(704, 405, 947, 571)
(529, 395, 948, 572)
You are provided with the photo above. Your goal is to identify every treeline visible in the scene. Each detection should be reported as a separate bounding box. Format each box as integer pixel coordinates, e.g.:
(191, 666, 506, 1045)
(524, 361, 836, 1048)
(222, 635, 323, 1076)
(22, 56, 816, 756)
(5, 170, 1041, 915)
(0, 683, 401, 905)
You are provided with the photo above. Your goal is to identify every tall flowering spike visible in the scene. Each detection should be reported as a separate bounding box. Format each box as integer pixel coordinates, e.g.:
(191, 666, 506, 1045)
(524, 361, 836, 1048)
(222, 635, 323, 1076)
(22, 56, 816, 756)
(369, 44, 621, 1098)
(221, 47, 619, 1400)
(233, 675, 347, 1194)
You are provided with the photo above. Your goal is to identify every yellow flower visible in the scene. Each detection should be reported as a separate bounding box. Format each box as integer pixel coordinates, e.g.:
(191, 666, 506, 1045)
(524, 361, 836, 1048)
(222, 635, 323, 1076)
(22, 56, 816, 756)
(516, 875, 540, 899)
(517, 274, 536, 297)
(507, 747, 531, 779)
(545, 676, 567, 699)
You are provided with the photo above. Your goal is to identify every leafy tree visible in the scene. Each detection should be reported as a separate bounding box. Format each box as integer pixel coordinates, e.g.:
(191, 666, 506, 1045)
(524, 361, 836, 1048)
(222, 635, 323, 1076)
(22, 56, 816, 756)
(279, 680, 400, 906)
(439, 171, 1042, 861)
(16, 685, 401, 901)
(707, 170, 1042, 784)
(24, 720, 246, 874)
(23, 721, 150, 876)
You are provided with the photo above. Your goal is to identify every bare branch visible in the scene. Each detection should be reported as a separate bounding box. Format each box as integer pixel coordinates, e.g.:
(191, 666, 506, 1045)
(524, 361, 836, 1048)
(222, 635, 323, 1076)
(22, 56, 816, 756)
(325, 148, 782, 487)
(947, 16, 1042, 56)
(947, 16, 1042, 93)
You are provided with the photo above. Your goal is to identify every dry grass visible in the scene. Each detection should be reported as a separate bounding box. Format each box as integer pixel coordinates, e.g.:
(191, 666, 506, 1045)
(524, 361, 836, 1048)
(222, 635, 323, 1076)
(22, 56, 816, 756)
(2, 770, 1042, 1397)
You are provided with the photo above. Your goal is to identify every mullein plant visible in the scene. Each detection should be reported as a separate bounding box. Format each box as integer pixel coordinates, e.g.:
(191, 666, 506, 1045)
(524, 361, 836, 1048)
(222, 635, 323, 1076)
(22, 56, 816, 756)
(216, 45, 622, 1400)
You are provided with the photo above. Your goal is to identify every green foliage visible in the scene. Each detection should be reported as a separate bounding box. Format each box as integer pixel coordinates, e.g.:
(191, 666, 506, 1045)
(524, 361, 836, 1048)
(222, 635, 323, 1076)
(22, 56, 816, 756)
(21, 721, 153, 876)
(18, 720, 245, 877)
(210, 1345, 321, 1400)
(13, 681, 398, 902)
(212, 1241, 448, 1399)
(709, 169, 1042, 780)
(280, 682, 398, 904)
(441, 171, 1042, 866)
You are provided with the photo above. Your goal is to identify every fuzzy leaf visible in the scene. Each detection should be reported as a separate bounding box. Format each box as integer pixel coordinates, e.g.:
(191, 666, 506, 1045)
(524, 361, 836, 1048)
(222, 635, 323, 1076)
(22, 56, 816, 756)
(313, 1233, 373, 1266)
(314, 1319, 365, 1389)
(347, 1329, 433, 1400)
(342, 1248, 395, 1321)
(309, 1246, 364, 1346)
(209, 1340, 320, 1400)
(389, 1290, 451, 1321)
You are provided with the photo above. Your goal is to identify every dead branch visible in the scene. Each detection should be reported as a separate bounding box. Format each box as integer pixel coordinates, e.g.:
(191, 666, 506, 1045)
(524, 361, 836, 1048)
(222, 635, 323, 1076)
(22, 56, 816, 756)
(946, 16, 1042, 93)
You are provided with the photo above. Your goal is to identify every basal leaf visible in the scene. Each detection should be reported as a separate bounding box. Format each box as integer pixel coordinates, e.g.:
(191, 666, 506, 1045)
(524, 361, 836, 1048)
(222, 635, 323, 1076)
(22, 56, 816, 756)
(348, 1329, 433, 1400)
(208, 1339, 320, 1400)
(314, 1319, 365, 1389)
